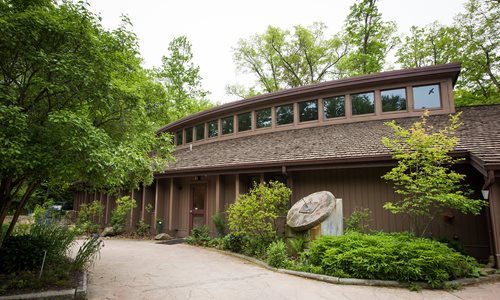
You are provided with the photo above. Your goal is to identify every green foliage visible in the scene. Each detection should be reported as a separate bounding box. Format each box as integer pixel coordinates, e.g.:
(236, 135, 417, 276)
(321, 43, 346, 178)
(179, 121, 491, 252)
(308, 232, 480, 287)
(73, 237, 103, 271)
(186, 225, 210, 246)
(77, 200, 104, 234)
(227, 181, 291, 255)
(0, 0, 174, 243)
(207, 237, 225, 250)
(288, 237, 305, 257)
(230, 23, 348, 96)
(342, 0, 398, 76)
(135, 219, 150, 237)
(110, 196, 136, 234)
(0, 223, 75, 272)
(212, 212, 226, 237)
(151, 36, 214, 126)
(266, 240, 290, 268)
(396, 0, 499, 105)
(222, 233, 244, 253)
(382, 112, 487, 235)
(345, 208, 372, 233)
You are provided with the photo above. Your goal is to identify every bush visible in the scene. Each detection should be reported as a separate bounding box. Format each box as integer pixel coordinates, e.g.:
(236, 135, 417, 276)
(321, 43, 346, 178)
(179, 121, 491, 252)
(110, 196, 136, 234)
(135, 219, 150, 237)
(288, 237, 305, 257)
(77, 200, 104, 234)
(307, 232, 480, 287)
(212, 212, 226, 237)
(186, 225, 210, 246)
(266, 240, 290, 268)
(222, 233, 244, 253)
(345, 208, 372, 233)
(227, 181, 291, 255)
(73, 237, 103, 271)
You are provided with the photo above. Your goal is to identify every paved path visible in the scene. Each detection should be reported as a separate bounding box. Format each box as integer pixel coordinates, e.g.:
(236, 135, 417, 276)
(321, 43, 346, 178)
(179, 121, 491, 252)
(87, 239, 500, 300)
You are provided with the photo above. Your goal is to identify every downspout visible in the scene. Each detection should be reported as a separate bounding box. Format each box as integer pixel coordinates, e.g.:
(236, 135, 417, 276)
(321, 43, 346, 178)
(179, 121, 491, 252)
(483, 170, 496, 267)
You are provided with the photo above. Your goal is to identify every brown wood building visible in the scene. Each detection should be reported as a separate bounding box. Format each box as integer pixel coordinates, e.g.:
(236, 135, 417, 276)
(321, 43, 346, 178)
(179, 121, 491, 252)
(74, 63, 500, 265)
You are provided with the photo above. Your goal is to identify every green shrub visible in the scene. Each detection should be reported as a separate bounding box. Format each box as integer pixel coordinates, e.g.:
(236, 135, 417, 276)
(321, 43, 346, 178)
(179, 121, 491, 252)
(345, 208, 372, 233)
(186, 225, 210, 246)
(288, 237, 305, 257)
(227, 181, 291, 255)
(73, 237, 103, 271)
(110, 196, 136, 234)
(212, 212, 226, 237)
(207, 237, 225, 249)
(307, 232, 480, 287)
(0, 223, 75, 273)
(266, 240, 290, 268)
(222, 233, 244, 253)
(135, 219, 150, 237)
(77, 200, 104, 234)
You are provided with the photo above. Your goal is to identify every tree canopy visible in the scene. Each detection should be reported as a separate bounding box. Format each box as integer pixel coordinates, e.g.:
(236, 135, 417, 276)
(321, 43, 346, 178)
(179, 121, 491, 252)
(0, 0, 174, 243)
(230, 23, 348, 96)
(151, 36, 214, 126)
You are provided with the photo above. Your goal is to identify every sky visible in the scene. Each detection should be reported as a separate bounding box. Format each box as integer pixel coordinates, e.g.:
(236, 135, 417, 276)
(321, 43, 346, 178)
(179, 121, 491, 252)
(86, 0, 467, 104)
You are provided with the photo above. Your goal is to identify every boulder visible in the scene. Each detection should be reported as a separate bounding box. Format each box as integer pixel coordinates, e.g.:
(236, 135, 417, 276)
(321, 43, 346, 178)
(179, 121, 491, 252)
(101, 227, 115, 237)
(154, 233, 173, 241)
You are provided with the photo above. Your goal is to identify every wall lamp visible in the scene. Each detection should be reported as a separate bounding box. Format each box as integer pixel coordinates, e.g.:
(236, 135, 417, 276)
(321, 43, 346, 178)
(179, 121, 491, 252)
(481, 189, 490, 200)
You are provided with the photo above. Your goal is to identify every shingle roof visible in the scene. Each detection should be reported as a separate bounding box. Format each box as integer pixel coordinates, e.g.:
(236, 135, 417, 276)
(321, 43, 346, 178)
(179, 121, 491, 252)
(164, 105, 500, 174)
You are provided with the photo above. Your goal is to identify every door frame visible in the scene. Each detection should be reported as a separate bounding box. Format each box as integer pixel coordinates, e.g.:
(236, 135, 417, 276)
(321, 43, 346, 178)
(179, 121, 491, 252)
(188, 182, 208, 233)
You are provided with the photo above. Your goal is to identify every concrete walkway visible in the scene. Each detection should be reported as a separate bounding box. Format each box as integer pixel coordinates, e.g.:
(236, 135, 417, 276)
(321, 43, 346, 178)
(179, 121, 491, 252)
(87, 239, 500, 300)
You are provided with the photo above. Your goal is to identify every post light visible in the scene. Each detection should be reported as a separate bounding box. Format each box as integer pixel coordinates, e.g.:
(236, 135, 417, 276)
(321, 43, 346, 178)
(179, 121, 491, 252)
(481, 189, 490, 200)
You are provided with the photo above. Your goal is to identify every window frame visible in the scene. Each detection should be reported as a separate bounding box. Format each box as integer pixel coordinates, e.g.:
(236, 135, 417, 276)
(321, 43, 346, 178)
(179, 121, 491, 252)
(298, 99, 319, 123)
(195, 123, 205, 141)
(275, 103, 294, 126)
(381, 87, 408, 113)
(256, 108, 272, 129)
(237, 111, 252, 132)
(221, 116, 234, 135)
(412, 83, 442, 110)
(351, 91, 375, 116)
(323, 95, 346, 119)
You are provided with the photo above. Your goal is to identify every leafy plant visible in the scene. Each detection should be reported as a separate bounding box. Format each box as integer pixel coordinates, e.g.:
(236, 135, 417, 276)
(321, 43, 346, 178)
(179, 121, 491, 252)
(110, 196, 137, 234)
(135, 219, 150, 237)
(266, 240, 290, 268)
(307, 232, 480, 287)
(73, 237, 103, 271)
(382, 111, 487, 235)
(145, 203, 154, 213)
(227, 181, 291, 255)
(345, 208, 372, 233)
(186, 225, 210, 246)
(212, 212, 226, 237)
(222, 233, 244, 253)
(288, 237, 305, 257)
(77, 200, 104, 234)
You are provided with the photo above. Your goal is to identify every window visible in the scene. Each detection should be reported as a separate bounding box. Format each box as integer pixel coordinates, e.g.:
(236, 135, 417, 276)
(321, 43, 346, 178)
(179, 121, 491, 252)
(276, 104, 294, 125)
(351, 91, 375, 115)
(381, 88, 407, 112)
(185, 127, 193, 143)
(175, 130, 183, 146)
(222, 116, 234, 135)
(238, 112, 252, 132)
(208, 120, 218, 138)
(413, 84, 441, 109)
(195, 124, 204, 141)
(323, 96, 345, 119)
(299, 100, 318, 122)
(256, 108, 272, 129)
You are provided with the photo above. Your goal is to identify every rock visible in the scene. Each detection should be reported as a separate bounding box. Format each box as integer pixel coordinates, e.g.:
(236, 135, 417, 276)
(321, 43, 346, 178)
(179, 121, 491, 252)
(101, 227, 115, 237)
(154, 233, 173, 240)
(286, 191, 336, 231)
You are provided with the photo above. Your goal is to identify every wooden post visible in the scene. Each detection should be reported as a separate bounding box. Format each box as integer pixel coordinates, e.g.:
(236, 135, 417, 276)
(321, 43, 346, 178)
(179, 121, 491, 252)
(105, 194, 110, 225)
(169, 178, 174, 231)
(141, 187, 146, 221)
(154, 179, 159, 229)
(488, 180, 500, 267)
(235, 174, 240, 198)
(215, 175, 221, 213)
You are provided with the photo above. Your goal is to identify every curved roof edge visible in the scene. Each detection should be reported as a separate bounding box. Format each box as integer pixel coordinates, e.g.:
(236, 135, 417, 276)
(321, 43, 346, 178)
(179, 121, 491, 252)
(158, 63, 461, 133)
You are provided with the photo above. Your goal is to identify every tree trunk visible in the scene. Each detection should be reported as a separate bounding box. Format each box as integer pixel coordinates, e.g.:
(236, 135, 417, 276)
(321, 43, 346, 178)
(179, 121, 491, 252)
(1, 181, 39, 246)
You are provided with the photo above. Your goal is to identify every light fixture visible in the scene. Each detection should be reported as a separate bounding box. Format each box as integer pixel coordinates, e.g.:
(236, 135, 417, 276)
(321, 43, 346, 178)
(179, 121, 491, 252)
(481, 189, 490, 200)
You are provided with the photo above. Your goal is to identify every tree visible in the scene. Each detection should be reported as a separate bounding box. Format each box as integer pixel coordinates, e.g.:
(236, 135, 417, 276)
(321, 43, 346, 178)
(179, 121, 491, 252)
(396, 23, 460, 69)
(381, 112, 487, 236)
(230, 23, 348, 96)
(152, 36, 214, 126)
(395, 0, 499, 106)
(342, 0, 398, 76)
(454, 0, 499, 101)
(0, 0, 173, 244)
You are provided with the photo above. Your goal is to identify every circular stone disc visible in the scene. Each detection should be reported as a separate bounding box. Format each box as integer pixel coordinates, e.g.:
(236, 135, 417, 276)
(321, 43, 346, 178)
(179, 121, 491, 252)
(286, 191, 336, 231)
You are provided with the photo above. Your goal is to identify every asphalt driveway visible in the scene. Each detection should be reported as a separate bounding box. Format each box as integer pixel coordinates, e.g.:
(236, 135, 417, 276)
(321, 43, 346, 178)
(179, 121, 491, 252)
(86, 239, 500, 300)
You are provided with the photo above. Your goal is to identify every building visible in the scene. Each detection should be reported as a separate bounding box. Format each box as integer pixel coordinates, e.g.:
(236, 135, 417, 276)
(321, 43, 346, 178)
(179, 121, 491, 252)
(74, 63, 500, 265)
